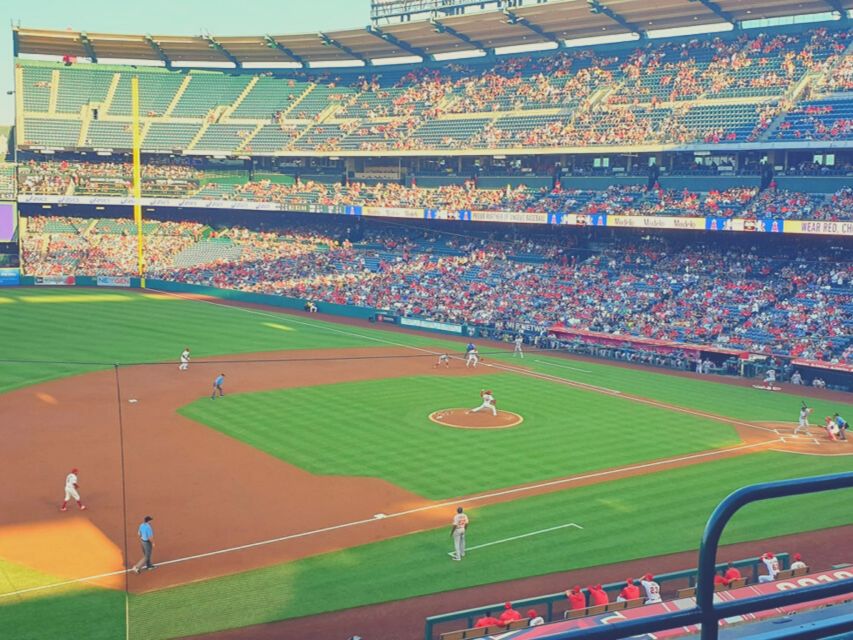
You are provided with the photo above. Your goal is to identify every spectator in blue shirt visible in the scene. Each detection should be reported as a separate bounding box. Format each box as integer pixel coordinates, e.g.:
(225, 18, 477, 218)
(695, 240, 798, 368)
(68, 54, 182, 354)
(211, 373, 225, 399)
(132, 516, 156, 574)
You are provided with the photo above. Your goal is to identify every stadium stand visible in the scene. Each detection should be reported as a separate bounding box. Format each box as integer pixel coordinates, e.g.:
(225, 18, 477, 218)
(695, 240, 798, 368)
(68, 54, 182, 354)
(14, 24, 853, 154)
(19, 213, 853, 370)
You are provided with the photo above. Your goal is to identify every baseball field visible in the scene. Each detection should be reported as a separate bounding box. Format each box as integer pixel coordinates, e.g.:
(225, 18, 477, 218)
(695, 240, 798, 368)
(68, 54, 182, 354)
(0, 287, 850, 640)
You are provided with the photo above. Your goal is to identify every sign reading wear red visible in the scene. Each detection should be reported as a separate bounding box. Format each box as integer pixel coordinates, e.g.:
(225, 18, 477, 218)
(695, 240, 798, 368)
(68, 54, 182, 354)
(500, 569, 853, 639)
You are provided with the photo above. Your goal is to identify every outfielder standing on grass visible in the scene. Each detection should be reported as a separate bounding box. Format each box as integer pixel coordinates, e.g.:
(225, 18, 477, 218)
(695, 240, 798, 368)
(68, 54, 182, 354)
(60, 468, 86, 512)
(450, 507, 468, 561)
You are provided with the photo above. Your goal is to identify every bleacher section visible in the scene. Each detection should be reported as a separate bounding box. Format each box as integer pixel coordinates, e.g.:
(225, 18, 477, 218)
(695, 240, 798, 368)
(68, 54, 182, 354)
(22, 119, 82, 148)
(16, 24, 852, 154)
(170, 74, 250, 118)
(172, 238, 241, 267)
(143, 122, 201, 151)
(56, 68, 113, 114)
(110, 72, 185, 117)
(231, 78, 311, 119)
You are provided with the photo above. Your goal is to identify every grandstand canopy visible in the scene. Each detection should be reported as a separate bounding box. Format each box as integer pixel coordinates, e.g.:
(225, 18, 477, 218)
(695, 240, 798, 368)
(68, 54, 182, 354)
(13, 0, 853, 66)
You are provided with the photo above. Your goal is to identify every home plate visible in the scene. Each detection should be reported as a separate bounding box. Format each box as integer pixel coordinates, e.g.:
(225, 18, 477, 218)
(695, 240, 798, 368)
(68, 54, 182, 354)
(373, 513, 387, 519)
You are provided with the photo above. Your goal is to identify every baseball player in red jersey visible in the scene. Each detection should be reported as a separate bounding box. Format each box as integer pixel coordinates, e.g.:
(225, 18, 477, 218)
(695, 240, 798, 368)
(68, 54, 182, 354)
(617, 578, 640, 602)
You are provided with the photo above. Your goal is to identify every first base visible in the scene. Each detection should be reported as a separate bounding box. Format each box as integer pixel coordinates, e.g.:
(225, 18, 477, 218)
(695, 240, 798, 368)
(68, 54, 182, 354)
(128, 399, 138, 403)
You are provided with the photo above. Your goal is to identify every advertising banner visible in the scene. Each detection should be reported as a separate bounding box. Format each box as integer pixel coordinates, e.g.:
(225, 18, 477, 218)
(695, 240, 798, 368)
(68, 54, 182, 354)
(785, 219, 853, 236)
(34, 275, 76, 286)
(363, 206, 422, 219)
(14, 194, 853, 237)
(400, 317, 463, 334)
(0, 267, 20, 286)
(609, 215, 706, 231)
(96, 275, 132, 287)
(373, 313, 399, 324)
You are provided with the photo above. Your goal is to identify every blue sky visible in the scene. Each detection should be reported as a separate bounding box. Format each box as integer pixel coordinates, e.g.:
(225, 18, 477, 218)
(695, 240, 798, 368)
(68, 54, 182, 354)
(3, 0, 371, 124)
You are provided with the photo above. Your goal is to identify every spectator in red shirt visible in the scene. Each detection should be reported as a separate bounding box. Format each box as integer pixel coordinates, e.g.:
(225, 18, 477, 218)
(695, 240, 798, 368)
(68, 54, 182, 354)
(474, 614, 501, 628)
(723, 562, 742, 585)
(566, 585, 587, 610)
(589, 584, 609, 606)
(617, 578, 641, 602)
(499, 602, 522, 624)
(714, 573, 728, 588)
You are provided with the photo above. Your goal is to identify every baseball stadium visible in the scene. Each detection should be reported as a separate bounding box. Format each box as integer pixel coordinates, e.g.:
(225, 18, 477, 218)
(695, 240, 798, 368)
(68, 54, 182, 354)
(0, 1, 851, 639)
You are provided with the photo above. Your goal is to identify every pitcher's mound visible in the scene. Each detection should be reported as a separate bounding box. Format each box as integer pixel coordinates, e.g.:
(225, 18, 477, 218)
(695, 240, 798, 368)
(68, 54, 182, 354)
(429, 408, 524, 429)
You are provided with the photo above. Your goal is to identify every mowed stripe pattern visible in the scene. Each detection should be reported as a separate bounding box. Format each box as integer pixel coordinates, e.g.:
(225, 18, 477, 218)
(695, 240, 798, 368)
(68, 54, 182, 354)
(179, 374, 741, 498)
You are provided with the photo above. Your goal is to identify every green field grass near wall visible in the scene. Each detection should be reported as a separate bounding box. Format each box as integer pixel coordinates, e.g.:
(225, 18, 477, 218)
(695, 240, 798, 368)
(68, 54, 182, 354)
(482, 350, 853, 423)
(121, 451, 851, 640)
(179, 374, 740, 498)
(2, 289, 850, 424)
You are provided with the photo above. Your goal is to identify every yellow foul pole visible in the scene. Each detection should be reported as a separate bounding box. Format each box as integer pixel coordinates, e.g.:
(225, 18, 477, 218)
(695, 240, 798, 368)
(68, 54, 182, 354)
(131, 76, 145, 287)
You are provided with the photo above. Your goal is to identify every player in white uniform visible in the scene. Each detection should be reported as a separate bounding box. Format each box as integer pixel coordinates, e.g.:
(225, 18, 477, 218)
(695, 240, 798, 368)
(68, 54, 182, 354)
(60, 468, 86, 511)
(449, 507, 469, 560)
(640, 574, 662, 604)
(465, 349, 479, 368)
(763, 369, 775, 386)
(179, 347, 191, 371)
(513, 335, 524, 358)
(794, 405, 812, 435)
(469, 390, 497, 416)
(758, 552, 780, 583)
(433, 353, 450, 368)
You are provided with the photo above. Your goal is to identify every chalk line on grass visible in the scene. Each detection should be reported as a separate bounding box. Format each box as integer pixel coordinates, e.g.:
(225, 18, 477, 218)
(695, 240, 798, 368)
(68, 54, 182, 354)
(447, 522, 583, 557)
(533, 360, 592, 374)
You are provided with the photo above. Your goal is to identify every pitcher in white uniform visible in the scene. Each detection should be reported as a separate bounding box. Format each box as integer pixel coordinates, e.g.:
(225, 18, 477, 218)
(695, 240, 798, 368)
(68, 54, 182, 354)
(469, 390, 497, 416)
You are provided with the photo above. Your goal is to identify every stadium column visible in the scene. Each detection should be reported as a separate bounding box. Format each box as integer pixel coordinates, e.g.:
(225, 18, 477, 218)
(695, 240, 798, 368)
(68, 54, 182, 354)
(131, 76, 145, 287)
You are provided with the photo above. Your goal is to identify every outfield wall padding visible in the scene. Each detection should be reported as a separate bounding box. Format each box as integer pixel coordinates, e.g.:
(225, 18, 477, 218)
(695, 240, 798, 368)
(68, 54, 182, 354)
(144, 279, 378, 320)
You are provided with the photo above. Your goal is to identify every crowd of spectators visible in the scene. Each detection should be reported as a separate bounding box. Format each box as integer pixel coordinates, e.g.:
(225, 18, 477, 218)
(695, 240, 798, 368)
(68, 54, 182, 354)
(17, 159, 202, 196)
(21, 215, 851, 369)
(18, 161, 853, 222)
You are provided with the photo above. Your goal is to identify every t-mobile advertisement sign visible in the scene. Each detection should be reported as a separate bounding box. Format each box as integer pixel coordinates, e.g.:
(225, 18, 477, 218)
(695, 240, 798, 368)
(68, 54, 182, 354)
(0, 202, 16, 241)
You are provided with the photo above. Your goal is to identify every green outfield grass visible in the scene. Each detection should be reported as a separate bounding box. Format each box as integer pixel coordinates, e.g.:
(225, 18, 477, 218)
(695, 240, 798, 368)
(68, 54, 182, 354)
(179, 373, 740, 498)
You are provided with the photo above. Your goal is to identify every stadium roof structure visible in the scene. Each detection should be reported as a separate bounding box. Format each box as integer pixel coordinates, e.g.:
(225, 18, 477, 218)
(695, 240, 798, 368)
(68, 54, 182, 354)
(13, 0, 853, 67)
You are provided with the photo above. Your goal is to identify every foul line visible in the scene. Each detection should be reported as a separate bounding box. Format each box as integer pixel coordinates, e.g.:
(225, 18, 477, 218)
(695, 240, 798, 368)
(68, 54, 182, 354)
(534, 360, 592, 374)
(0, 437, 780, 601)
(448, 522, 583, 556)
